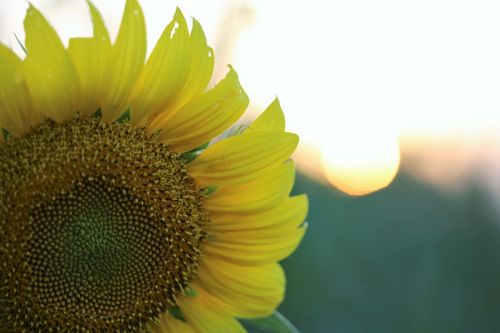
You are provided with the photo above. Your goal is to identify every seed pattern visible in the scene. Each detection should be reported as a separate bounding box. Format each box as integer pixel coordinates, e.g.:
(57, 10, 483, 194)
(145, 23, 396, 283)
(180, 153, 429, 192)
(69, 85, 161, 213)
(0, 117, 207, 332)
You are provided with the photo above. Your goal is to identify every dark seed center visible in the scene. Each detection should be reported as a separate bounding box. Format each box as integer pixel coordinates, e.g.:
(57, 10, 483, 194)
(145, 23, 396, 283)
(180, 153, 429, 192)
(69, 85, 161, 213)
(0, 117, 207, 332)
(26, 178, 168, 315)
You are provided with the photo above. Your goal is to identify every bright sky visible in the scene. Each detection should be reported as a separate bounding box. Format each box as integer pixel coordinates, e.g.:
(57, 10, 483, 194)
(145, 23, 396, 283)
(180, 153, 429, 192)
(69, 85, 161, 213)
(2, 0, 499, 136)
(1, 0, 499, 194)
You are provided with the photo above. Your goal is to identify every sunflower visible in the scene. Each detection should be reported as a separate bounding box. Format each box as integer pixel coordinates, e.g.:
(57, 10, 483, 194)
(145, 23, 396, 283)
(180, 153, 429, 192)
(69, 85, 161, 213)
(0, 1, 307, 332)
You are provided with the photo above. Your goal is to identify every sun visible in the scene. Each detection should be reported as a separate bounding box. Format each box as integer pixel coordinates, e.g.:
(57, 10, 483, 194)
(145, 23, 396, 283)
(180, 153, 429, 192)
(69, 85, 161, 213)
(319, 119, 400, 196)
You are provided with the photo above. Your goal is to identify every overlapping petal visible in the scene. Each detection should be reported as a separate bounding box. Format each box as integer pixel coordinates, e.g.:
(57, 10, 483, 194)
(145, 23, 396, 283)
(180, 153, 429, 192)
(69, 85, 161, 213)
(197, 257, 285, 318)
(157, 68, 248, 153)
(149, 313, 196, 333)
(204, 224, 306, 266)
(205, 160, 295, 213)
(178, 286, 246, 333)
(245, 98, 285, 133)
(99, 0, 146, 121)
(68, 0, 111, 116)
(0, 45, 42, 136)
(188, 131, 298, 186)
(179, 18, 214, 107)
(209, 194, 308, 232)
(128, 8, 190, 126)
(147, 18, 214, 131)
(23, 5, 80, 123)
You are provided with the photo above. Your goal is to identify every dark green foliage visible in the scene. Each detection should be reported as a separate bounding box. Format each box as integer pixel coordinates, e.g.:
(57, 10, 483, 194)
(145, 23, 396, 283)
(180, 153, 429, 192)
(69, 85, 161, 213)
(280, 170, 500, 333)
(116, 109, 131, 123)
(242, 311, 300, 333)
(2, 128, 9, 140)
(181, 142, 210, 163)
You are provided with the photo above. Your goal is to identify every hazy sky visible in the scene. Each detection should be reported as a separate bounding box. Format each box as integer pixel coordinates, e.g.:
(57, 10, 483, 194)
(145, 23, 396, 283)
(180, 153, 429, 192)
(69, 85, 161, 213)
(1, 0, 500, 146)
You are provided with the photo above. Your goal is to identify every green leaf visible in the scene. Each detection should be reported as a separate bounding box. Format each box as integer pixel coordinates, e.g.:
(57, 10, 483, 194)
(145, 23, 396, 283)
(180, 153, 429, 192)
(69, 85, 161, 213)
(202, 186, 217, 196)
(116, 109, 131, 123)
(169, 306, 186, 322)
(241, 311, 300, 333)
(93, 108, 102, 118)
(184, 287, 198, 297)
(2, 128, 10, 141)
(181, 142, 210, 163)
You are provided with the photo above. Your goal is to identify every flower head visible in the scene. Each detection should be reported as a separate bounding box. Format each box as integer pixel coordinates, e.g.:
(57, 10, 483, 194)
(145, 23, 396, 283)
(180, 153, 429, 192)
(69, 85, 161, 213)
(0, 1, 307, 332)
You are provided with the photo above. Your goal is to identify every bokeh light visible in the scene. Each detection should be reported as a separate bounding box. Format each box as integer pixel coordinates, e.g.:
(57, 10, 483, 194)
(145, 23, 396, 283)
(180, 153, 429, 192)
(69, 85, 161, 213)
(319, 119, 400, 195)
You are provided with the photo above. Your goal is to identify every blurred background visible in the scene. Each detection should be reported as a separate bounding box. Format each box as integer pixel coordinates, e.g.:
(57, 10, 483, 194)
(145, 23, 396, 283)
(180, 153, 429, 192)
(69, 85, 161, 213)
(1, 0, 500, 332)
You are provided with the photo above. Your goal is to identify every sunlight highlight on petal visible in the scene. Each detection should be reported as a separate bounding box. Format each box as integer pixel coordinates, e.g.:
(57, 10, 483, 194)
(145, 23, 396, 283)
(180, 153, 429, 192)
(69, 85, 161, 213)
(23, 5, 80, 123)
(0, 45, 42, 136)
(100, 0, 146, 121)
(158, 68, 248, 153)
(189, 132, 298, 186)
(68, 1, 111, 116)
(129, 8, 190, 126)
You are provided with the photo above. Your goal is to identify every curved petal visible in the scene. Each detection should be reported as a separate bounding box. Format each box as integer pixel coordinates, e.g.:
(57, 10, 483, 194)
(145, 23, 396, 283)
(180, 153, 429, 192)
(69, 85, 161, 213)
(100, 0, 146, 121)
(244, 97, 285, 133)
(209, 194, 308, 233)
(0, 45, 42, 136)
(188, 131, 298, 186)
(87, 0, 111, 42)
(197, 256, 285, 318)
(129, 8, 190, 126)
(68, 0, 111, 116)
(149, 313, 196, 333)
(204, 226, 306, 266)
(148, 18, 214, 130)
(205, 161, 295, 213)
(23, 5, 80, 123)
(158, 68, 248, 153)
(177, 285, 247, 333)
(180, 18, 214, 105)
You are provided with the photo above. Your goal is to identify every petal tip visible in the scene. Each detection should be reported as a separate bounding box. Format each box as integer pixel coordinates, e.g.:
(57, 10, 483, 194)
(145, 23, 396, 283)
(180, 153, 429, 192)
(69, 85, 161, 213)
(25, 3, 40, 21)
(286, 132, 300, 148)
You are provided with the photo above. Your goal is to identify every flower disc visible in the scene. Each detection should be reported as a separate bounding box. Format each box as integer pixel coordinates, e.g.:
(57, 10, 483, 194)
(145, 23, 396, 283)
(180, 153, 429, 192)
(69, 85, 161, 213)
(0, 1, 308, 331)
(0, 117, 207, 332)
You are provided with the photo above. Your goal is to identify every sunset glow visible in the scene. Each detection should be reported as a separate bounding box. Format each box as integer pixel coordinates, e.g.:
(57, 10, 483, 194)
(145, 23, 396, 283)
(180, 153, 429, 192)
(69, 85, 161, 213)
(319, 123, 400, 196)
(0, 0, 498, 196)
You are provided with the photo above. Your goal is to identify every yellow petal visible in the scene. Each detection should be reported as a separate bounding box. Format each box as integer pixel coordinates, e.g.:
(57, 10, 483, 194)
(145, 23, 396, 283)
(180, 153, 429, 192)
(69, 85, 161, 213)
(157, 68, 248, 153)
(0, 45, 42, 136)
(205, 226, 306, 266)
(178, 286, 247, 333)
(188, 131, 298, 186)
(245, 97, 285, 133)
(68, 38, 95, 115)
(68, 1, 111, 116)
(205, 161, 295, 213)
(209, 194, 308, 233)
(198, 257, 285, 318)
(100, 0, 146, 121)
(87, 0, 111, 44)
(147, 17, 214, 131)
(149, 313, 196, 333)
(181, 18, 214, 104)
(129, 8, 190, 126)
(23, 5, 80, 123)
